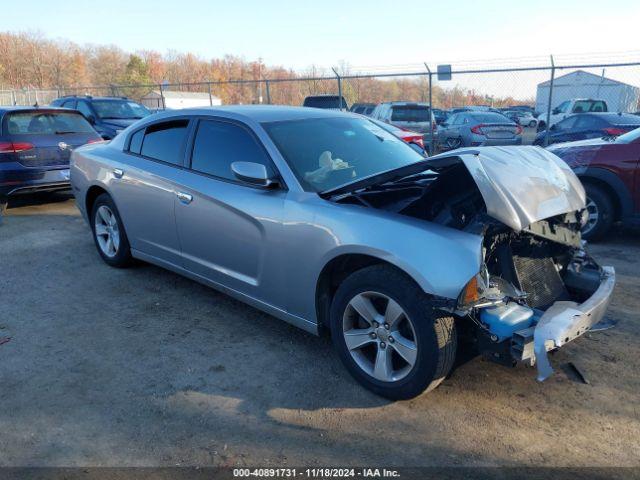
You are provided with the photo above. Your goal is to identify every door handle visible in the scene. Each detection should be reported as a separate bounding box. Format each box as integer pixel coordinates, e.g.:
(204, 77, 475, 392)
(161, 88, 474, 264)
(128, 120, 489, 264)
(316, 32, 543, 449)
(176, 191, 193, 204)
(113, 168, 124, 179)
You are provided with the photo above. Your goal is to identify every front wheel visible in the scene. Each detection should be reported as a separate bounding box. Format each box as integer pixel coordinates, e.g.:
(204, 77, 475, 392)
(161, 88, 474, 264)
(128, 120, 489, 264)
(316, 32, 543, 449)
(582, 184, 614, 241)
(330, 265, 457, 400)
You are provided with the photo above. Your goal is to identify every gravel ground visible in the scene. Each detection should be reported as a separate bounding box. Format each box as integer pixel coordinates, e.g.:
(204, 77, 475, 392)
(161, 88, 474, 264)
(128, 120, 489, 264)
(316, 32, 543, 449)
(0, 193, 638, 467)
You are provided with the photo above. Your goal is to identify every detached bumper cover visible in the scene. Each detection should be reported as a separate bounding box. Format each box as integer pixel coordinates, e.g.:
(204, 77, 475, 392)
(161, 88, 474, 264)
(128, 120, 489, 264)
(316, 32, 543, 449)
(533, 266, 615, 381)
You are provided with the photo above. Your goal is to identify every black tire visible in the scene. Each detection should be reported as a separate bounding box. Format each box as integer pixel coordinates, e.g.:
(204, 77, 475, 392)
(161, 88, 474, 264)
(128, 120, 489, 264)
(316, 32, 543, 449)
(537, 121, 546, 132)
(90, 193, 133, 267)
(582, 183, 614, 241)
(528, 120, 536, 128)
(330, 264, 457, 400)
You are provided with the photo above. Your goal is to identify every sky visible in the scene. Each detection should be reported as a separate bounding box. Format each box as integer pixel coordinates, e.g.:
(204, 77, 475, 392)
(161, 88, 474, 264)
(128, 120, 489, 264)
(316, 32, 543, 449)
(2, 0, 640, 71)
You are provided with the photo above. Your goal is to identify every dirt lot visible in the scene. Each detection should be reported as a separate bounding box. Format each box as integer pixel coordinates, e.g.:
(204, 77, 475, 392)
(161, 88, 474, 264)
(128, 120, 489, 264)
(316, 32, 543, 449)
(0, 193, 639, 467)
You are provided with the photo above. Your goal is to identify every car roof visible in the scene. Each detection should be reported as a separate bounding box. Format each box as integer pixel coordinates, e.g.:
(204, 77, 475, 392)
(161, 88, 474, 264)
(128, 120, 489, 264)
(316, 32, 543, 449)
(145, 105, 358, 123)
(0, 106, 76, 115)
(577, 112, 639, 120)
(56, 96, 129, 101)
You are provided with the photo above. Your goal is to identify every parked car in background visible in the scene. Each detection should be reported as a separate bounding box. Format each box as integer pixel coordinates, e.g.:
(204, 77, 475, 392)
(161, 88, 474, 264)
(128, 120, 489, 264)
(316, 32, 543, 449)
(350, 103, 376, 116)
(546, 126, 640, 240)
(302, 95, 349, 110)
(534, 113, 640, 146)
(504, 105, 536, 115)
(432, 108, 449, 125)
(437, 111, 522, 150)
(503, 110, 537, 128)
(368, 117, 428, 155)
(0, 107, 102, 218)
(50, 96, 152, 140)
(71, 106, 614, 399)
(370, 102, 436, 135)
(539, 98, 608, 131)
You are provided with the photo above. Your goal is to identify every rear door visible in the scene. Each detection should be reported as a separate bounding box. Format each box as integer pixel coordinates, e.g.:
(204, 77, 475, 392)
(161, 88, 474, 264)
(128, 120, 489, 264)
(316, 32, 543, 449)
(110, 119, 189, 266)
(573, 115, 606, 140)
(173, 117, 286, 305)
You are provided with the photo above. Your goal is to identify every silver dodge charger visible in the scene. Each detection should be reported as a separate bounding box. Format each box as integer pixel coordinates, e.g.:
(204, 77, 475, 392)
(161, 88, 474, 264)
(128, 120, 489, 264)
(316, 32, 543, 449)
(70, 106, 615, 400)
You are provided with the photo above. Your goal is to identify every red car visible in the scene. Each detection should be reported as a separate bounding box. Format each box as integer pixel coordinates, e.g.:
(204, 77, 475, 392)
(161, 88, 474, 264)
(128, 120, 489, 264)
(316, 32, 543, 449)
(547, 127, 640, 240)
(368, 117, 428, 155)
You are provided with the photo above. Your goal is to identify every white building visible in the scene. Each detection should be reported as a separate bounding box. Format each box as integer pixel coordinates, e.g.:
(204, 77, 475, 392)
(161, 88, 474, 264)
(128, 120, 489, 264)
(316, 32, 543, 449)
(140, 90, 222, 110)
(536, 70, 640, 114)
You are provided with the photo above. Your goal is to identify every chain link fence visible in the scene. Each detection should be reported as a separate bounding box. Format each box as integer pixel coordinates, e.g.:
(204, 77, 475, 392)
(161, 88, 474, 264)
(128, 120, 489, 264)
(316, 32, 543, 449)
(2, 57, 639, 150)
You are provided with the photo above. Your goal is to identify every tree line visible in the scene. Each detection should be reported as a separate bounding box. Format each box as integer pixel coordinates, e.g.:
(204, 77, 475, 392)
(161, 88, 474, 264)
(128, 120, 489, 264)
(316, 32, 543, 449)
(0, 32, 530, 108)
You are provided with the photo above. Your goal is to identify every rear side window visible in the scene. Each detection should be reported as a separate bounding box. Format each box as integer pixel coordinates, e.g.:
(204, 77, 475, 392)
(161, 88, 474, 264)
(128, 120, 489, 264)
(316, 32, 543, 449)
(128, 129, 144, 154)
(139, 120, 189, 165)
(303, 96, 348, 109)
(190, 120, 271, 181)
(573, 100, 607, 113)
(4, 111, 95, 135)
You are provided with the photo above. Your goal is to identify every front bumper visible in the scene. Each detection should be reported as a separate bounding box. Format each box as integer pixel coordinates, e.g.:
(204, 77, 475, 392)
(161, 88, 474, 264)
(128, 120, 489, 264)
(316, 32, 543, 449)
(514, 266, 616, 380)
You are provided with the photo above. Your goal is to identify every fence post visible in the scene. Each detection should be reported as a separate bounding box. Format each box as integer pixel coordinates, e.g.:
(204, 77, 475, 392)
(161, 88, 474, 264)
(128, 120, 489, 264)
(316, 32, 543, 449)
(159, 83, 166, 110)
(425, 63, 434, 155)
(208, 82, 213, 106)
(265, 80, 271, 105)
(11, 90, 16, 106)
(544, 55, 555, 147)
(332, 67, 343, 111)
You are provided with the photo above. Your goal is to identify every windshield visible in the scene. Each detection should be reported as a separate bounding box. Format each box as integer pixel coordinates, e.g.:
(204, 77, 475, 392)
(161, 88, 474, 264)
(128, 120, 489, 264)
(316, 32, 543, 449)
(615, 126, 640, 144)
(92, 100, 151, 119)
(263, 117, 425, 192)
(5, 111, 95, 135)
(390, 106, 430, 122)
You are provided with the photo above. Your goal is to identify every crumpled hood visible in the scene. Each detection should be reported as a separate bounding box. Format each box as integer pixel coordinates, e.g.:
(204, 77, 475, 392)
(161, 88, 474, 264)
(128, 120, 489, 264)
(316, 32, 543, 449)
(427, 146, 586, 231)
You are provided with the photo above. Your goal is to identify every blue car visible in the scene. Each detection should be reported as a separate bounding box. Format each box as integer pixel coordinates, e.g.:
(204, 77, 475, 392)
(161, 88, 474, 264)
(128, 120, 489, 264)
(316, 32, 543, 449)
(50, 96, 152, 140)
(534, 112, 640, 146)
(0, 107, 102, 218)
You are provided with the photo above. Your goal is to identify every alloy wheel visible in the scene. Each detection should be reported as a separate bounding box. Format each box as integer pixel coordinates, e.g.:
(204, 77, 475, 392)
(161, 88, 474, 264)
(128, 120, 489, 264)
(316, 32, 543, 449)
(582, 197, 599, 236)
(342, 291, 418, 383)
(94, 205, 120, 258)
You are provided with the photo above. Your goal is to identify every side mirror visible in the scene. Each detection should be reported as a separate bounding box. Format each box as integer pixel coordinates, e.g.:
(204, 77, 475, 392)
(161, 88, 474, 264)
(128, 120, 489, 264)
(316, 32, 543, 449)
(86, 114, 96, 125)
(231, 161, 278, 188)
(552, 108, 560, 115)
(550, 124, 557, 131)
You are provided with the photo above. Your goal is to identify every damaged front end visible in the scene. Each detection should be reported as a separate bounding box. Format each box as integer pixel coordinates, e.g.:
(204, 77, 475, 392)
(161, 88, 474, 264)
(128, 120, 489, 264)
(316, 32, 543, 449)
(327, 146, 616, 380)
(458, 214, 615, 380)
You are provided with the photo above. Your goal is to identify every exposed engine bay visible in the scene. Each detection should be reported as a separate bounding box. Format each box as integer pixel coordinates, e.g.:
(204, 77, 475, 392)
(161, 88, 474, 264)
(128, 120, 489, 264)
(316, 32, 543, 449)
(326, 148, 614, 380)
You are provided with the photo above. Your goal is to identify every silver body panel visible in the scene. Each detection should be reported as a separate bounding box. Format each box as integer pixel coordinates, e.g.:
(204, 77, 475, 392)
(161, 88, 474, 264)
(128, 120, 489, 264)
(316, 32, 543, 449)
(70, 106, 612, 367)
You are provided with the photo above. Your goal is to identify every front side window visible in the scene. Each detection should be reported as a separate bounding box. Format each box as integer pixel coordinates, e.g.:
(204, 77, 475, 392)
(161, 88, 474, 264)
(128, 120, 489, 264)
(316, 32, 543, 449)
(190, 120, 272, 181)
(556, 101, 570, 113)
(263, 116, 424, 192)
(76, 101, 94, 119)
(140, 120, 189, 165)
(5, 111, 95, 135)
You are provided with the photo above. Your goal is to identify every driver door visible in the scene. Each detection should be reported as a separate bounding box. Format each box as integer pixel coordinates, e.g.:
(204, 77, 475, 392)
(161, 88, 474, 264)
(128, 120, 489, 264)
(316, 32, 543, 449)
(172, 118, 287, 306)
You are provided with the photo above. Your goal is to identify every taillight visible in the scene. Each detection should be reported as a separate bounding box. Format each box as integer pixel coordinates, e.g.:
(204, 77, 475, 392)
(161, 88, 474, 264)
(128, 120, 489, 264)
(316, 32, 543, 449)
(603, 127, 625, 136)
(470, 124, 484, 135)
(515, 125, 523, 135)
(0, 141, 34, 153)
(87, 138, 105, 144)
(415, 137, 424, 148)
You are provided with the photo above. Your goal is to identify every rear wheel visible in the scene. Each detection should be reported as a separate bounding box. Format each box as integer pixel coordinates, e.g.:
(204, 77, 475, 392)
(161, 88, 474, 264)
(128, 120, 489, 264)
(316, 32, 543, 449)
(330, 265, 457, 400)
(90, 193, 133, 267)
(582, 184, 614, 241)
(445, 137, 462, 150)
(528, 120, 536, 128)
